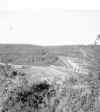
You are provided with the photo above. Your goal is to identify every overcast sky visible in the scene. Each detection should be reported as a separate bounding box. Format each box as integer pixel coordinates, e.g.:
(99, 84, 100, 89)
(0, 1, 100, 45)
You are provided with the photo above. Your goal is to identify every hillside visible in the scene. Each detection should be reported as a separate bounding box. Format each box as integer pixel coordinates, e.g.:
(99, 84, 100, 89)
(0, 44, 100, 112)
(0, 44, 100, 66)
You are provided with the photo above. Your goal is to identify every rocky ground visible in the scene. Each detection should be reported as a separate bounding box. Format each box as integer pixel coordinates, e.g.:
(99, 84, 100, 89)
(0, 44, 100, 112)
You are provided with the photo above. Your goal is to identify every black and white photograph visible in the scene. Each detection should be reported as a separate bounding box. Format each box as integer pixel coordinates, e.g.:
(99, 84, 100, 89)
(0, 1, 100, 112)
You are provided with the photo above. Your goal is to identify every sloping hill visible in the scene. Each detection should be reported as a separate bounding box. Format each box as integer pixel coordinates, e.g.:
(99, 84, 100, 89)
(0, 44, 100, 112)
(0, 44, 100, 66)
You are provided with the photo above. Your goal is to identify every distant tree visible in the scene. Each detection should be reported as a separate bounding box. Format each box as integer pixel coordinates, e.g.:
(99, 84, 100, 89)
(95, 34, 100, 45)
